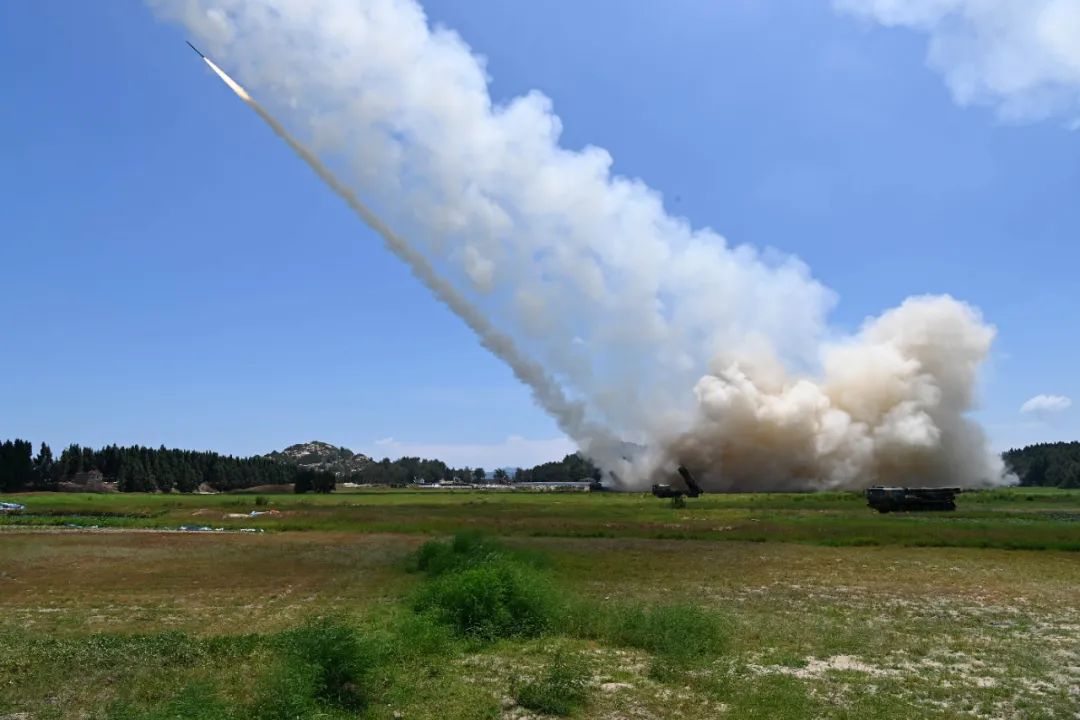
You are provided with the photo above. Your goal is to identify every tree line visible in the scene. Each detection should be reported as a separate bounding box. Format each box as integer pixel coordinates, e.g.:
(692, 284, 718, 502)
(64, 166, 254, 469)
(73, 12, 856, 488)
(510, 453, 601, 484)
(1002, 442, 1080, 488)
(0, 439, 601, 494)
(6, 437, 1079, 493)
(344, 452, 601, 486)
(0, 439, 335, 494)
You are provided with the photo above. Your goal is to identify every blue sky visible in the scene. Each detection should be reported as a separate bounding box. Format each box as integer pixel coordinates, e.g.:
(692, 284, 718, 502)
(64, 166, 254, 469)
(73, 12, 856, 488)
(2, 1, 1077, 467)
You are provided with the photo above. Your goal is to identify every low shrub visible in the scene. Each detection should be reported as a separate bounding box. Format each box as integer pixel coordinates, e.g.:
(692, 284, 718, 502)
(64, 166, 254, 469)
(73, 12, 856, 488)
(247, 663, 320, 720)
(413, 558, 559, 640)
(385, 611, 458, 661)
(275, 617, 374, 710)
(412, 533, 492, 576)
(412, 532, 549, 577)
(514, 650, 591, 716)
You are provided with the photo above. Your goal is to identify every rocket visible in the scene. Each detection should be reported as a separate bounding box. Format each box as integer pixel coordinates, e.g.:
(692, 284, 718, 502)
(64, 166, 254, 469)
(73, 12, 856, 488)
(186, 42, 252, 101)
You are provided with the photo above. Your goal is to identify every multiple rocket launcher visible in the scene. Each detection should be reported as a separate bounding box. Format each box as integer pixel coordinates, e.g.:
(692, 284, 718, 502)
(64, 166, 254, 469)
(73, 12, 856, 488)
(651, 466, 704, 499)
(650, 463, 961, 513)
(652, 467, 960, 512)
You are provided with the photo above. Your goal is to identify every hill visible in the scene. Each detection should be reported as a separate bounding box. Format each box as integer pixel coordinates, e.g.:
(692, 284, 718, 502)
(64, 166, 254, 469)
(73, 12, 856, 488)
(265, 441, 371, 477)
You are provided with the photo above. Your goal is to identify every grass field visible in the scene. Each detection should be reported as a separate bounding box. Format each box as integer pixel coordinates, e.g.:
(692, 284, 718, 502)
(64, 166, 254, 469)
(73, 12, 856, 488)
(1, 488, 1079, 718)
(4, 486, 1080, 550)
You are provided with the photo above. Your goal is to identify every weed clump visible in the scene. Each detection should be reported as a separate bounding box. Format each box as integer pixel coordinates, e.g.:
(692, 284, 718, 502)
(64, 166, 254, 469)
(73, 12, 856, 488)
(380, 611, 458, 661)
(412, 531, 504, 576)
(247, 664, 321, 720)
(514, 650, 591, 716)
(410, 533, 559, 640)
(275, 617, 374, 710)
(101, 616, 454, 720)
(412, 531, 548, 576)
(413, 559, 558, 640)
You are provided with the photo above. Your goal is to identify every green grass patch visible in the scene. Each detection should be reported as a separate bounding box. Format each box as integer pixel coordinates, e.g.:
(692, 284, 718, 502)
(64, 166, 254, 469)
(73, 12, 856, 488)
(25, 616, 451, 720)
(514, 649, 591, 716)
(411, 534, 560, 640)
(566, 599, 729, 679)
(274, 617, 375, 710)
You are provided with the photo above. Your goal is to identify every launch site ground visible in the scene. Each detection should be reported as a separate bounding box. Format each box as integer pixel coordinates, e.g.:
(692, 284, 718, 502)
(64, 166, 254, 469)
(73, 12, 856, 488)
(2, 488, 1078, 719)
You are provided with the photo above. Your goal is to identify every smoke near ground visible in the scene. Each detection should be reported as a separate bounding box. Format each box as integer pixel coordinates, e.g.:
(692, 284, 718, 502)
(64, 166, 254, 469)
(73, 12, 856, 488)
(151, 0, 1009, 490)
(661, 296, 1004, 490)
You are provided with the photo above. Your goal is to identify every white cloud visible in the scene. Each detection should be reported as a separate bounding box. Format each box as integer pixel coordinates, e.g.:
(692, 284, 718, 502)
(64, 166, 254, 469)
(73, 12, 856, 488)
(836, 0, 1080, 124)
(1019, 394, 1073, 414)
(365, 435, 577, 469)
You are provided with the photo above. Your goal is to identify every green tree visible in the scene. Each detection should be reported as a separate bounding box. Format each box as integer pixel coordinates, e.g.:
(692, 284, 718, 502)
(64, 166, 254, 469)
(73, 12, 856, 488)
(59, 444, 83, 479)
(33, 442, 56, 489)
(493, 468, 509, 484)
(1004, 442, 1080, 487)
(81, 446, 97, 474)
(176, 465, 200, 493)
(292, 468, 336, 493)
(472, 467, 486, 483)
(311, 471, 336, 493)
(120, 458, 155, 493)
(0, 440, 35, 492)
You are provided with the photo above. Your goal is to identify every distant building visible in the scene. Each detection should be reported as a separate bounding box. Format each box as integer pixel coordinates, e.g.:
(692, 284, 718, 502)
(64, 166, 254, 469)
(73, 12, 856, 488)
(71, 470, 105, 486)
(513, 481, 592, 492)
(65, 469, 113, 493)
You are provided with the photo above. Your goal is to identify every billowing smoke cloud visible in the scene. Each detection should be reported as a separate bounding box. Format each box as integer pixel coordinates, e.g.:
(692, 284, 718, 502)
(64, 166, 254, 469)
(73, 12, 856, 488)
(151, 0, 1009, 490)
(836, 0, 1080, 125)
(658, 296, 1004, 490)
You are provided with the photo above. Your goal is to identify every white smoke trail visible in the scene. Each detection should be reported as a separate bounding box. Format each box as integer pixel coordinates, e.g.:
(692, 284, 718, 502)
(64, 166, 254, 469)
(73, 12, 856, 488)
(153, 0, 1010, 489)
(197, 55, 619, 457)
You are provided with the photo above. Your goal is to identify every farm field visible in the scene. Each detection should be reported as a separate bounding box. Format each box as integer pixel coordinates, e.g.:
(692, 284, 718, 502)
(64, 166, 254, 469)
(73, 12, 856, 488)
(1, 488, 1079, 719)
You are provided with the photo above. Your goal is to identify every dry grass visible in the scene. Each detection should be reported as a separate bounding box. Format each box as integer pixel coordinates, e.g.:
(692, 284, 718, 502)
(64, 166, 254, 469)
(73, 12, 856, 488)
(0, 532, 422, 634)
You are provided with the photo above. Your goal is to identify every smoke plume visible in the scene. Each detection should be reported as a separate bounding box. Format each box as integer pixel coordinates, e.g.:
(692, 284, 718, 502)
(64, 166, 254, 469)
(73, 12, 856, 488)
(197, 54, 619, 459)
(152, 0, 1009, 490)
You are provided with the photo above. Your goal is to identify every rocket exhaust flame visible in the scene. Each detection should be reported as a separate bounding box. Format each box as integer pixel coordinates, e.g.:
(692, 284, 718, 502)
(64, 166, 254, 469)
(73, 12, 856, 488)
(163, 0, 1012, 491)
(195, 49, 620, 463)
(202, 57, 250, 101)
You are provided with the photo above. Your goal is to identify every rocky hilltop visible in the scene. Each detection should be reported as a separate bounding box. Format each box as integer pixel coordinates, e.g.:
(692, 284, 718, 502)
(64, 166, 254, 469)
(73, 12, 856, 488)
(265, 441, 371, 476)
